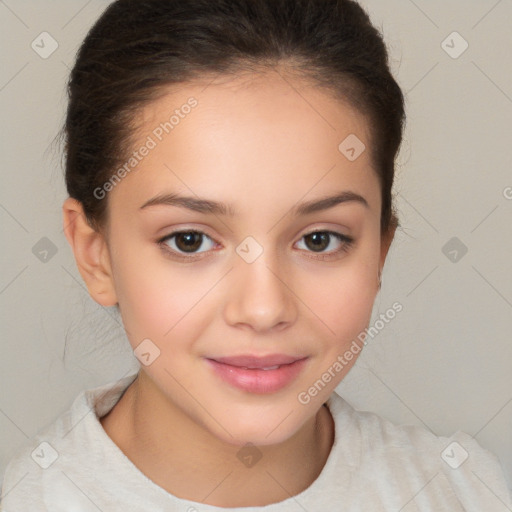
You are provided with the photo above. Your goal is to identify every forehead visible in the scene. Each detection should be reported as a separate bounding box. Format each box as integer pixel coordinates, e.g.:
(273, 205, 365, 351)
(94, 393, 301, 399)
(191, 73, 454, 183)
(108, 70, 379, 215)
(139, 69, 370, 148)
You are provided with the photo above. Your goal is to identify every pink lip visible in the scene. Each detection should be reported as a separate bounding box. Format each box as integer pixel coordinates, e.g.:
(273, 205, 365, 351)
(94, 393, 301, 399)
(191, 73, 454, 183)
(211, 354, 304, 368)
(205, 354, 309, 394)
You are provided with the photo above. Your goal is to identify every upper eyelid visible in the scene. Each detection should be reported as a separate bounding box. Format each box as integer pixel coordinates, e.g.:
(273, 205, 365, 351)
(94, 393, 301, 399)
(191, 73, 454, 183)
(160, 226, 351, 241)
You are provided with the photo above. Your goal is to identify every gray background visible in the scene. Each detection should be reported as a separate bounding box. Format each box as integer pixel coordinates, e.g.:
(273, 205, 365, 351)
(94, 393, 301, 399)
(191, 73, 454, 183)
(1, 0, 511, 496)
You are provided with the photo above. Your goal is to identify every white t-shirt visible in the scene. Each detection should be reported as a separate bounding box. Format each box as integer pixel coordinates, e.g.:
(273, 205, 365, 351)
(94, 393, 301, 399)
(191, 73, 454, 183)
(1, 372, 511, 511)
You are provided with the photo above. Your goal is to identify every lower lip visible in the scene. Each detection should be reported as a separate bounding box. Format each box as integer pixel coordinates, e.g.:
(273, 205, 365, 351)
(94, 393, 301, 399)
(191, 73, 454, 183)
(206, 358, 308, 394)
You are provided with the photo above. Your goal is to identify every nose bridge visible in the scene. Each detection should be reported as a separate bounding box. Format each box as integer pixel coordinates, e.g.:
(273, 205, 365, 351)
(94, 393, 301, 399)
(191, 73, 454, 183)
(223, 236, 296, 331)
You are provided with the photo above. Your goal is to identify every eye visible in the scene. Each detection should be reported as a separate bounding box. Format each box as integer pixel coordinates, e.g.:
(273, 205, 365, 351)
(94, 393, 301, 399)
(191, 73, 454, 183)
(295, 230, 354, 260)
(157, 228, 354, 262)
(158, 230, 216, 259)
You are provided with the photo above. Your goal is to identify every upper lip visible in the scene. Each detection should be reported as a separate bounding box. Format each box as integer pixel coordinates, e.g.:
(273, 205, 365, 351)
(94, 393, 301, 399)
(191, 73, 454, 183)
(207, 354, 308, 368)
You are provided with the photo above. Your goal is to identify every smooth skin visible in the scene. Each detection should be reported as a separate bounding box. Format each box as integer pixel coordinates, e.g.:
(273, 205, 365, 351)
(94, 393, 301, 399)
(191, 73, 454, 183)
(63, 68, 395, 507)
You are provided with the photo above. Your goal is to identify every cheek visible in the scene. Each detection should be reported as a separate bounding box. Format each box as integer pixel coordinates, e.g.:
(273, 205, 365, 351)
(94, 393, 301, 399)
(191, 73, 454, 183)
(294, 260, 377, 405)
(112, 250, 221, 359)
(109, 239, 194, 343)
(306, 254, 379, 342)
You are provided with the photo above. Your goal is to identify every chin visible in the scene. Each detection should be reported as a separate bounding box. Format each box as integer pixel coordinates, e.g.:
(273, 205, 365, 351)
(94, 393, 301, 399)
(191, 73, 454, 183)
(205, 405, 313, 448)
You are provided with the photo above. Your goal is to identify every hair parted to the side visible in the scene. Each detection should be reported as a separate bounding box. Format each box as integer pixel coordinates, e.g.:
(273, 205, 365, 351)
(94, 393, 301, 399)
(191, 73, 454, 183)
(64, 0, 405, 236)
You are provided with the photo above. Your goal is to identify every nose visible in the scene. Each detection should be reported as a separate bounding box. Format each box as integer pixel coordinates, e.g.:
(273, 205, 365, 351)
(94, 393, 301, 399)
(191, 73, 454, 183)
(223, 249, 297, 333)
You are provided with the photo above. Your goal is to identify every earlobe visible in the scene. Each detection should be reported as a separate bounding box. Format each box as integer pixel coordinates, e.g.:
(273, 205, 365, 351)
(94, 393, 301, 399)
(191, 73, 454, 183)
(62, 197, 118, 307)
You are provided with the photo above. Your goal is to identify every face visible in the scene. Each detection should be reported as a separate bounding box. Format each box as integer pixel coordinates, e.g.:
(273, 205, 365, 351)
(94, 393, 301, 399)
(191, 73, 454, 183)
(102, 70, 388, 446)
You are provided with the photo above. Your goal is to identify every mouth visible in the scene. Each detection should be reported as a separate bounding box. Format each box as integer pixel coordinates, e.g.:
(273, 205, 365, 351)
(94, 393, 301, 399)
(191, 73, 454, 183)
(205, 354, 309, 394)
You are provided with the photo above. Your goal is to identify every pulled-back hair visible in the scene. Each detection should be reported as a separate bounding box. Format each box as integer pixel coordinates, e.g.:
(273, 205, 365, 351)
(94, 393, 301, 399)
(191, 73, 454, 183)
(64, 0, 405, 235)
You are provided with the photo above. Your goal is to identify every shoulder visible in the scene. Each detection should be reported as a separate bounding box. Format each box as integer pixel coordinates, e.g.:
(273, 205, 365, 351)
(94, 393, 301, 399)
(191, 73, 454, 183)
(326, 392, 512, 510)
(1, 373, 139, 510)
(1, 394, 84, 510)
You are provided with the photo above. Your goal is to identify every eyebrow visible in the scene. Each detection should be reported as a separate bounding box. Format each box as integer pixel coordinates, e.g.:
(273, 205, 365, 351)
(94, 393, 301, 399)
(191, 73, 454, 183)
(139, 190, 369, 216)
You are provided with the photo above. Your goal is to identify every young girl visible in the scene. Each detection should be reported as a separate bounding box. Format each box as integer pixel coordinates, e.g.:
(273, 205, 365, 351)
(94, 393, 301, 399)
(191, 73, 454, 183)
(1, 0, 510, 510)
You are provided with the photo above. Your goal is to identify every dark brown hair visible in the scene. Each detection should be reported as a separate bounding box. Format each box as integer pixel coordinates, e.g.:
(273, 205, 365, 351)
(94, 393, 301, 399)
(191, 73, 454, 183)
(64, 0, 405, 235)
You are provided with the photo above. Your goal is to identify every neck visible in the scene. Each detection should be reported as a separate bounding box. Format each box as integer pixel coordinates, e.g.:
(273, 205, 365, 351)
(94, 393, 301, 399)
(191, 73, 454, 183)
(101, 370, 334, 507)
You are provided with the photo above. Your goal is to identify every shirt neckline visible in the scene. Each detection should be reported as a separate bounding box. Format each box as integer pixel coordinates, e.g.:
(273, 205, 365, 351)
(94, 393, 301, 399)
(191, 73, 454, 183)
(81, 371, 351, 510)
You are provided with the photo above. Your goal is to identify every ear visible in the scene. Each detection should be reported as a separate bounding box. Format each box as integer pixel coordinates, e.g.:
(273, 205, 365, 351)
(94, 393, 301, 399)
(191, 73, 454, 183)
(378, 223, 396, 283)
(62, 197, 118, 307)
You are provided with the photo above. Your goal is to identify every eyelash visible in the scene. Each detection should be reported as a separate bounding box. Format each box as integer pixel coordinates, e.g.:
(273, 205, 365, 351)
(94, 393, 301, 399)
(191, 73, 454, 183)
(157, 229, 355, 262)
